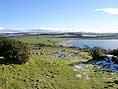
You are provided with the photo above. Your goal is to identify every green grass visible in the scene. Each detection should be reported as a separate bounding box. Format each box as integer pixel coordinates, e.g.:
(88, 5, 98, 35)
(0, 35, 117, 89)
(16, 36, 67, 46)
(0, 47, 86, 89)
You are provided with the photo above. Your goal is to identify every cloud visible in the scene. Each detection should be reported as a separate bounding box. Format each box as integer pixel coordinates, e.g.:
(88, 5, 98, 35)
(96, 8, 118, 15)
(0, 27, 5, 29)
(78, 25, 118, 33)
(39, 27, 79, 32)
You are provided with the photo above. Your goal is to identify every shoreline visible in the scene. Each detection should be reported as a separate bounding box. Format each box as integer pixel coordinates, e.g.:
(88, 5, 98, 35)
(56, 38, 73, 46)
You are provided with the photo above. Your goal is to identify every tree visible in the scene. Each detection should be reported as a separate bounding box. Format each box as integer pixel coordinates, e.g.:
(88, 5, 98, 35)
(0, 37, 31, 64)
(89, 47, 106, 59)
(108, 49, 118, 56)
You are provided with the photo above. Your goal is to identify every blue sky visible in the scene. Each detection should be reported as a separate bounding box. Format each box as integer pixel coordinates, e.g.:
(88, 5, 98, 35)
(0, 0, 118, 32)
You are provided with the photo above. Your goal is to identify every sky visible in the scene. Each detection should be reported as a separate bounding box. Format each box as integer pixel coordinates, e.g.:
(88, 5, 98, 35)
(0, 0, 118, 33)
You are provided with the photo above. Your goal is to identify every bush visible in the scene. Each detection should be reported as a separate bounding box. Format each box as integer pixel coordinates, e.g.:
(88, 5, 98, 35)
(112, 56, 118, 64)
(108, 49, 118, 56)
(0, 37, 31, 64)
(89, 47, 106, 59)
(114, 80, 118, 84)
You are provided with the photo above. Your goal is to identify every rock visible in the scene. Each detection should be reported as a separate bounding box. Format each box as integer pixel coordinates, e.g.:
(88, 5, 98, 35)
(74, 54, 118, 73)
(76, 74, 82, 78)
(53, 50, 80, 59)
(85, 74, 90, 80)
(74, 62, 85, 69)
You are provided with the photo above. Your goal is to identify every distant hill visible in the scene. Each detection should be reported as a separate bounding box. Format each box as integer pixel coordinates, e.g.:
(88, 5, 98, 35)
(0, 28, 118, 39)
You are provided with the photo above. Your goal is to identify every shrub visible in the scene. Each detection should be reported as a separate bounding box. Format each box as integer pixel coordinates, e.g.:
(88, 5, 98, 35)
(108, 49, 118, 56)
(0, 37, 31, 64)
(89, 47, 106, 59)
(112, 56, 118, 64)
(114, 80, 118, 84)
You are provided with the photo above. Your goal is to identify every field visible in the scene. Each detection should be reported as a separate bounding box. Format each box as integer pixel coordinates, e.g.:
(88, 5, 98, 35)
(0, 36, 118, 89)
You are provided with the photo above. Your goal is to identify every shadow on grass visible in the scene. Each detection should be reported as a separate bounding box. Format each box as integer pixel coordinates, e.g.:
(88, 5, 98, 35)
(0, 59, 10, 65)
(0, 58, 22, 65)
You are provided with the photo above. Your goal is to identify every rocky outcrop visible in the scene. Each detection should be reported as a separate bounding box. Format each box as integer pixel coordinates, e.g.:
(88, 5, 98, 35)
(53, 50, 80, 59)
(74, 55, 118, 73)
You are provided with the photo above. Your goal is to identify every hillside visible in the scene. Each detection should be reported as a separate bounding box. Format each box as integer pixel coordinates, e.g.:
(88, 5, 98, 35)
(0, 36, 116, 89)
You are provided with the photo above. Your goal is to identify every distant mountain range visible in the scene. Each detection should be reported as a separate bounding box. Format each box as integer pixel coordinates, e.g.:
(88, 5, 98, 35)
(0, 28, 118, 39)
(0, 28, 56, 33)
(0, 28, 117, 34)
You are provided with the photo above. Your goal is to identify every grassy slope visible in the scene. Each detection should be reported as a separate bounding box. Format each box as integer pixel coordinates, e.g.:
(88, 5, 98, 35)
(0, 36, 117, 89)
(0, 46, 86, 89)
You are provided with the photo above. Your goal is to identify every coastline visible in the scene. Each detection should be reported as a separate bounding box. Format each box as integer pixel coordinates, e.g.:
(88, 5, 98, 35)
(56, 38, 73, 46)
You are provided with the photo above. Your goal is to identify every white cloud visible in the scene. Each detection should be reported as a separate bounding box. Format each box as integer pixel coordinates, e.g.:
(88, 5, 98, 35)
(0, 26, 118, 33)
(96, 8, 118, 15)
(0, 27, 5, 29)
(39, 27, 79, 32)
(78, 25, 118, 33)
